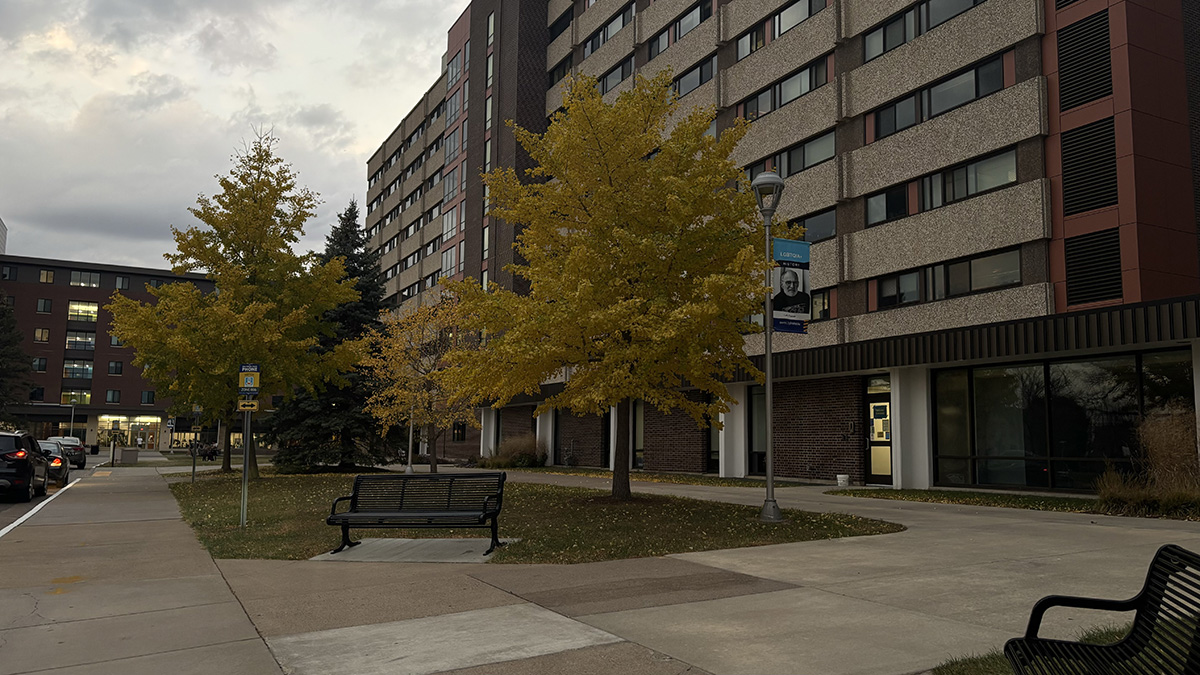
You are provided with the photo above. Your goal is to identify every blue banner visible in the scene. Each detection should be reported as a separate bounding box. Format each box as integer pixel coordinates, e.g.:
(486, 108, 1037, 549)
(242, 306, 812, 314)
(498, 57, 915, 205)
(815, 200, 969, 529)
(771, 238, 811, 334)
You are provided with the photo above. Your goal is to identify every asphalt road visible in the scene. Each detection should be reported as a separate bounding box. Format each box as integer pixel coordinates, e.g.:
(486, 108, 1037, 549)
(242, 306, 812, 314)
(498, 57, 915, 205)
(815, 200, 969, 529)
(0, 459, 101, 531)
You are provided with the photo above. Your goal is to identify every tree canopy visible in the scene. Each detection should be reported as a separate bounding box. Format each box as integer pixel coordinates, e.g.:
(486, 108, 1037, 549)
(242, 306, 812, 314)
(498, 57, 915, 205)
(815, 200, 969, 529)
(443, 72, 777, 495)
(0, 301, 31, 422)
(106, 134, 359, 475)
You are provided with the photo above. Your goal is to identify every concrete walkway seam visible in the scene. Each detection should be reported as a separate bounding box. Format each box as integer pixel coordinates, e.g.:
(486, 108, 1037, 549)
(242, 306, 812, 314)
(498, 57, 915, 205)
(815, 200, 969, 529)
(0, 477, 81, 540)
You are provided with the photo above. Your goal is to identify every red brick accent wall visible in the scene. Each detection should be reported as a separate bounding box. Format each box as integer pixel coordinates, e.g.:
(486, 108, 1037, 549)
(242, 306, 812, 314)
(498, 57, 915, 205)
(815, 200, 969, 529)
(433, 424, 482, 462)
(499, 405, 536, 444)
(772, 377, 866, 482)
(555, 412, 607, 467)
(644, 390, 710, 473)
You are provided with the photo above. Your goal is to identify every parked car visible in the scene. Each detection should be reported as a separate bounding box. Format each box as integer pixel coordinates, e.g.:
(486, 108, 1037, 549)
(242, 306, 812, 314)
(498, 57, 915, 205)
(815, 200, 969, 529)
(46, 436, 86, 469)
(38, 441, 70, 487)
(0, 431, 50, 502)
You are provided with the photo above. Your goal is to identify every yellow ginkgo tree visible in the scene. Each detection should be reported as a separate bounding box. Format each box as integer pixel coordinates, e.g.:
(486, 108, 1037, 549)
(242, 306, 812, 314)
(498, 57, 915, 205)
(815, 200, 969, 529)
(107, 134, 359, 477)
(443, 72, 778, 499)
(361, 298, 479, 473)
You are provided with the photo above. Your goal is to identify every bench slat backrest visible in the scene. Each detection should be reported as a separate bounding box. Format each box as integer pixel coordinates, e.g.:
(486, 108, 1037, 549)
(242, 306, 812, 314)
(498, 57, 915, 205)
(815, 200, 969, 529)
(1126, 544, 1200, 671)
(350, 473, 505, 513)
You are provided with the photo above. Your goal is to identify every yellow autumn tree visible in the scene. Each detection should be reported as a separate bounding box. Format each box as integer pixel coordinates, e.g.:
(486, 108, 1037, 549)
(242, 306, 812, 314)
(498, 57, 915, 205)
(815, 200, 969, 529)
(361, 298, 479, 473)
(107, 134, 359, 477)
(444, 72, 775, 499)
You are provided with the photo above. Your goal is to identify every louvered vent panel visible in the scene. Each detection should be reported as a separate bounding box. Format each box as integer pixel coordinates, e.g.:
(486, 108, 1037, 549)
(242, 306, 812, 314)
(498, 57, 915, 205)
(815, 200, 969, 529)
(1058, 11, 1112, 110)
(1065, 228, 1122, 305)
(1056, 0, 1082, 9)
(1061, 117, 1118, 216)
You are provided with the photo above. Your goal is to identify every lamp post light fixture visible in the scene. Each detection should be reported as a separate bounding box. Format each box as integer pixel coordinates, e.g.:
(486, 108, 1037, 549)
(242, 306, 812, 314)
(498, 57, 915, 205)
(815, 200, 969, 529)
(750, 170, 786, 523)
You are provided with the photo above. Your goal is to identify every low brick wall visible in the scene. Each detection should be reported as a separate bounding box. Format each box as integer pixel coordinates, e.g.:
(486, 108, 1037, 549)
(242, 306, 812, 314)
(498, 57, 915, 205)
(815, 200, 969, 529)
(498, 405, 537, 444)
(772, 376, 866, 482)
(554, 411, 607, 467)
(643, 391, 710, 473)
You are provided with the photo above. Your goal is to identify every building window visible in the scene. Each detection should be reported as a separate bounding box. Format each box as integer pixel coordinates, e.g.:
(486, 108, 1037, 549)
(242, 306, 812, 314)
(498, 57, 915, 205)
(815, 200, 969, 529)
(585, 3, 634, 57)
(452, 422, 467, 442)
(63, 359, 93, 379)
(920, 149, 1016, 210)
(66, 331, 95, 350)
(36, 299, 52, 313)
(115, 275, 130, 290)
(740, 55, 828, 120)
(865, 0, 985, 62)
(447, 49, 463, 86)
(648, 28, 669, 60)
(141, 391, 155, 405)
(770, 130, 835, 178)
(811, 288, 832, 320)
(789, 208, 836, 243)
(67, 300, 99, 322)
(109, 361, 123, 375)
(40, 269, 55, 284)
(488, 11, 496, 44)
(873, 55, 1004, 141)
(29, 387, 43, 402)
(482, 225, 490, 259)
(674, 55, 716, 97)
(32, 358, 47, 373)
(775, 0, 825, 37)
(599, 56, 634, 94)
(736, 24, 766, 61)
(486, 53, 494, 87)
(62, 389, 91, 405)
(70, 270, 100, 287)
(482, 268, 489, 289)
(110, 335, 125, 347)
(1, 266, 13, 280)
(441, 247, 457, 276)
(875, 247, 1021, 309)
(548, 56, 571, 89)
(866, 185, 910, 226)
(675, 0, 713, 41)
(34, 328, 49, 343)
(106, 390, 120, 404)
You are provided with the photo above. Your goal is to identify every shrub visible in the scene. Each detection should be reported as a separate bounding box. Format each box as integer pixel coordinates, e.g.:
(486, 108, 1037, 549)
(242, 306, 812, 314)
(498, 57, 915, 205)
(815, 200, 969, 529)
(1097, 406, 1200, 518)
(479, 434, 547, 469)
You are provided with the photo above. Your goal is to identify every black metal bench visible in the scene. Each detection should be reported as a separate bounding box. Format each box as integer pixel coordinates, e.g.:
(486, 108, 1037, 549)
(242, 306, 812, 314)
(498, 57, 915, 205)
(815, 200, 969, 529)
(1005, 544, 1200, 674)
(326, 472, 507, 555)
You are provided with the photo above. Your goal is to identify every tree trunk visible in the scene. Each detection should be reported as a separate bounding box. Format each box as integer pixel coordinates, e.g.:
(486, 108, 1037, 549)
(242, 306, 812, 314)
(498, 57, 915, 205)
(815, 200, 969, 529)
(427, 425, 438, 474)
(220, 419, 232, 472)
(338, 430, 356, 469)
(612, 399, 632, 500)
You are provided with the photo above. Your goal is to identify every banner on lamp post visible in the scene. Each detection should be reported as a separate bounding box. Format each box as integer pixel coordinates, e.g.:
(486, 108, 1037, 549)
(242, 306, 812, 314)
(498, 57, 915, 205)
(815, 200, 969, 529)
(771, 238, 811, 334)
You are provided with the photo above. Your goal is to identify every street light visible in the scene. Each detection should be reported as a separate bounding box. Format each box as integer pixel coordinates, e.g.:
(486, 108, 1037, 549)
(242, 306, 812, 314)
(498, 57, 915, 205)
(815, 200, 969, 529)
(751, 170, 785, 523)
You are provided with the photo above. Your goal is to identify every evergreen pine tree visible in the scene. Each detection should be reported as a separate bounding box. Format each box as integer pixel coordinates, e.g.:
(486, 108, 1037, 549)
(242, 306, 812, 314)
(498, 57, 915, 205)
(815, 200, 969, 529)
(265, 200, 394, 470)
(0, 301, 32, 423)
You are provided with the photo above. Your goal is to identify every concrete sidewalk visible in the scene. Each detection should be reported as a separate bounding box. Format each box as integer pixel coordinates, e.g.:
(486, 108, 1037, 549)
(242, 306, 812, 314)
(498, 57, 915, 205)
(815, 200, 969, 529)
(6, 467, 1200, 674)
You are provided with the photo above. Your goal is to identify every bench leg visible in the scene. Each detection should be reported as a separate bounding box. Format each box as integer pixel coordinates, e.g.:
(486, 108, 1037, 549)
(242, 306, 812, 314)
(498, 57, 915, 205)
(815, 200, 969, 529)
(485, 517, 505, 556)
(331, 524, 361, 554)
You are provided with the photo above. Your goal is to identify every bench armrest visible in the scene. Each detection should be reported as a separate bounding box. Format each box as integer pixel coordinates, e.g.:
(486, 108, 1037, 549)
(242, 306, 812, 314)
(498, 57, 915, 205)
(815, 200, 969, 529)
(1023, 594, 1140, 640)
(329, 495, 353, 517)
(483, 494, 502, 513)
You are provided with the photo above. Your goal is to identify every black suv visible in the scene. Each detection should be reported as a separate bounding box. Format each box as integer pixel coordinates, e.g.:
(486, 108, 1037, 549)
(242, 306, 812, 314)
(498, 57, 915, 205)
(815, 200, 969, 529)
(0, 431, 50, 502)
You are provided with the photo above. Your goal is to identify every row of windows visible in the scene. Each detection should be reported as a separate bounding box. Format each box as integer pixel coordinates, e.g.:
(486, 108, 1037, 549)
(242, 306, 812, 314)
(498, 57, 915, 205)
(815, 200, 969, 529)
(38, 359, 127, 377)
(873, 54, 1004, 140)
(866, 148, 1017, 227)
(876, 247, 1020, 309)
(649, 0, 714, 60)
(32, 329, 124, 349)
(32, 388, 155, 405)
(866, 0, 985, 62)
(739, 55, 828, 121)
(674, 55, 716, 97)
(2, 267, 148, 290)
(600, 56, 634, 94)
(736, 0, 826, 61)
(585, 3, 634, 58)
(745, 130, 835, 180)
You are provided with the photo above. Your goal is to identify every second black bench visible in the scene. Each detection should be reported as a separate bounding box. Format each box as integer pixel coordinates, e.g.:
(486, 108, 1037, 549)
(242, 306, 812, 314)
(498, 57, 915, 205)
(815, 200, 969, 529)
(1005, 543, 1200, 674)
(326, 472, 507, 555)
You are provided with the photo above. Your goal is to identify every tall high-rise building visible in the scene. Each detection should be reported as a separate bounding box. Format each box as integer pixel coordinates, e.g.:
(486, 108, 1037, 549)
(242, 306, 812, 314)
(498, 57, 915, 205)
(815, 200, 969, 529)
(368, 0, 1200, 491)
(0, 216, 8, 255)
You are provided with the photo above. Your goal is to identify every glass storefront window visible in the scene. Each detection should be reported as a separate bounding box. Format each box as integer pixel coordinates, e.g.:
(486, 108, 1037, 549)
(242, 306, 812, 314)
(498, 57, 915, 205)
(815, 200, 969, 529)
(748, 385, 765, 475)
(972, 365, 1047, 487)
(1143, 351, 1194, 413)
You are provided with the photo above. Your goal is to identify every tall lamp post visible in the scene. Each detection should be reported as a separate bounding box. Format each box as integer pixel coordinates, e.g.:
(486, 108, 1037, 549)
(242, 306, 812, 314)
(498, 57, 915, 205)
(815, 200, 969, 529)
(751, 171, 785, 523)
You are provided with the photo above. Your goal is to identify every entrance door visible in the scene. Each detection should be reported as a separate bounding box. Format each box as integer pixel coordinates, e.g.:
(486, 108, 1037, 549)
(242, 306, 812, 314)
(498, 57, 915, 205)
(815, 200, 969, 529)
(865, 375, 893, 485)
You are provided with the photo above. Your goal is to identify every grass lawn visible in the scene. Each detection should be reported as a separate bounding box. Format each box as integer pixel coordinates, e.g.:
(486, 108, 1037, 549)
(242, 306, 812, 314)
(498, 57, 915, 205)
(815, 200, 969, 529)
(933, 623, 1130, 674)
(509, 466, 813, 488)
(170, 472, 904, 563)
(827, 489, 1098, 514)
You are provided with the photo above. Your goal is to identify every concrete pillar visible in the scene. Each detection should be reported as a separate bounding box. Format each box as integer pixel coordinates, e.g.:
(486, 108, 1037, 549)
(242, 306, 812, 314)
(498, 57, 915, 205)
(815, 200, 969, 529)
(607, 405, 618, 469)
(535, 410, 554, 465)
(722, 384, 748, 478)
(891, 367, 933, 489)
(1191, 341, 1200, 460)
(479, 408, 498, 457)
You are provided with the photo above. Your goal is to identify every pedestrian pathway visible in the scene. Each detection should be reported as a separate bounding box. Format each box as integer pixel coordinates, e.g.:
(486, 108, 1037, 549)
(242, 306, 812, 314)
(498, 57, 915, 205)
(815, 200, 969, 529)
(6, 465, 1200, 674)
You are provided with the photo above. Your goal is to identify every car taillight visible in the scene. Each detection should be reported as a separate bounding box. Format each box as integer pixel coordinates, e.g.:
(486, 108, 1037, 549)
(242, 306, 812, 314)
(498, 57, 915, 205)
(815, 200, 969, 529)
(51, 457, 62, 467)
(2, 450, 27, 460)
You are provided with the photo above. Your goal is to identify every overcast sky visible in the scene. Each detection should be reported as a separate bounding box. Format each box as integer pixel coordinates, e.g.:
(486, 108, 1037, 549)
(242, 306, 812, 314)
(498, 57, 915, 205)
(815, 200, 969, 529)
(0, 0, 469, 269)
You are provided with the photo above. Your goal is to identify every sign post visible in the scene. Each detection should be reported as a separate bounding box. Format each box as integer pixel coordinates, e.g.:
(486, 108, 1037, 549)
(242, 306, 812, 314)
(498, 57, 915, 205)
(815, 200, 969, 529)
(238, 364, 261, 528)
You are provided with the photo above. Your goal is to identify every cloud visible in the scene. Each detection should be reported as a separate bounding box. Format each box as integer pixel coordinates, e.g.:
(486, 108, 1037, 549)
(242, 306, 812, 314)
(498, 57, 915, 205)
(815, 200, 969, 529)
(191, 16, 278, 73)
